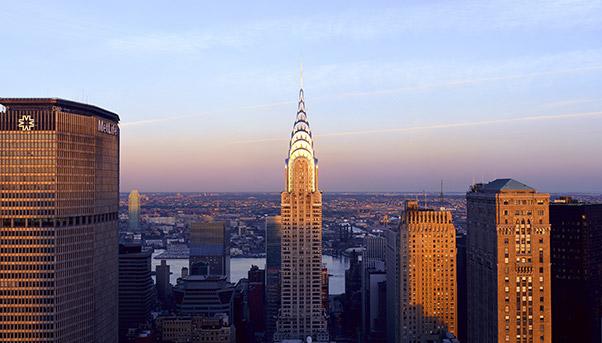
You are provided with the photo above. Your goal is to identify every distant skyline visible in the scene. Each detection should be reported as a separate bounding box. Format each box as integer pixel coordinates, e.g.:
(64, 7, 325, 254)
(1, 1, 601, 192)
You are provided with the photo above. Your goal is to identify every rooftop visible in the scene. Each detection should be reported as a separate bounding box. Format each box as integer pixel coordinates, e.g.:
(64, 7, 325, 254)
(473, 178, 536, 193)
(0, 98, 119, 122)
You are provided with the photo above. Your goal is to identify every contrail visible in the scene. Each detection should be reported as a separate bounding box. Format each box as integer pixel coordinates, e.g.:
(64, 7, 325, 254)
(324, 65, 602, 99)
(120, 65, 602, 128)
(230, 110, 602, 144)
(121, 114, 203, 127)
(120, 102, 295, 127)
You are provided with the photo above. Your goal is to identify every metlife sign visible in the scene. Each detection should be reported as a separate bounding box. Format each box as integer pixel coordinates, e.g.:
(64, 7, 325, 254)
(98, 119, 119, 136)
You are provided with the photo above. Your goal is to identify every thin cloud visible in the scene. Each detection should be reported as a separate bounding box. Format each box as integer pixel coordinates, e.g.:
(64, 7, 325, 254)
(325, 65, 602, 99)
(230, 110, 602, 144)
(107, 1, 602, 54)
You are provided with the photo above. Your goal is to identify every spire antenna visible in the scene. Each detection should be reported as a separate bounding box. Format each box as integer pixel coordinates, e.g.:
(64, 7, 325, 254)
(300, 63, 304, 89)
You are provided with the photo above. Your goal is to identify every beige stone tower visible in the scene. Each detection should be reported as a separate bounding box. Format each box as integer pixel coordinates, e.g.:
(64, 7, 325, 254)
(274, 84, 328, 342)
(398, 201, 457, 341)
(467, 179, 552, 343)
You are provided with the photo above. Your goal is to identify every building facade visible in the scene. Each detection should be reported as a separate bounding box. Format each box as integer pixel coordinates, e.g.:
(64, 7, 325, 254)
(248, 265, 266, 337)
(385, 228, 400, 343)
(189, 221, 230, 279)
(361, 236, 387, 343)
(156, 260, 172, 303)
(466, 179, 552, 343)
(172, 275, 235, 317)
(549, 197, 602, 343)
(158, 314, 235, 343)
(0, 98, 119, 342)
(274, 86, 328, 342)
(397, 201, 457, 341)
(118, 244, 154, 340)
(128, 189, 141, 232)
(265, 215, 282, 342)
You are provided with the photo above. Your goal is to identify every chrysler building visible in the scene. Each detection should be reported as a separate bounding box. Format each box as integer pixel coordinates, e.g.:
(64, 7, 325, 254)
(274, 81, 329, 342)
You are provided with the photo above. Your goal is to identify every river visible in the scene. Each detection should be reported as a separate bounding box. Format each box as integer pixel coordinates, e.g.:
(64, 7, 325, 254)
(151, 250, 350, 295)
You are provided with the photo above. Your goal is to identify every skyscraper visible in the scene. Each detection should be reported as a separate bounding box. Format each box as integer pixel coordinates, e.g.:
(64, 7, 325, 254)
(549, 197, 602, 343)
(118, 244, 154, 340)
(156, 260, 172, 303)
(0, 98, 119, 342)
(274, 84, 328, 342)
(361, 236, 387, 343)
(265, 215, 282, 342)
(466, 179, 552, 343)
(189, 221, 230, 279)
(397, 200, 457, 341)
(385, 228, 400, 343)
(248, 265, 266, 338)
(128, 189, 141, 232)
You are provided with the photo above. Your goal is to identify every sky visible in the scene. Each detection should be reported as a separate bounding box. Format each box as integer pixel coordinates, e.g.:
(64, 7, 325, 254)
(1, 0, 602, 193)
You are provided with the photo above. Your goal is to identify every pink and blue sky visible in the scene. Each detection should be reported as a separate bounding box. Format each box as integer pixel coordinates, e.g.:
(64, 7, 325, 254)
(1, 1, 602, 192)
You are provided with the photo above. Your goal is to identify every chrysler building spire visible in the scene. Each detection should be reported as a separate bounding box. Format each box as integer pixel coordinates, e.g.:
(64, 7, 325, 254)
(286, 73, 317, 192)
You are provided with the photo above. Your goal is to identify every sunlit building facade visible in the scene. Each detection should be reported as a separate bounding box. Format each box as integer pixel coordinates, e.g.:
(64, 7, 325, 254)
(274, 86, 328, 342)
(467, 179, 552, 343)
(128, 189, 140, 232)
(398, 200, 457, 341)
(0, 98, 119, 342)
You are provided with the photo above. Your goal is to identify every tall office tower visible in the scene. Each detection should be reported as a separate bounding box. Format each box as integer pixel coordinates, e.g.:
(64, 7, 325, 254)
(248, 265, 266, 337)
(274, 85, 329, 342)
(265, 215, 282, 342)
(156, 260, 172, 302)
(397, 200, 457, 341)
(0, 98, 119, 342)
(361, 260, 387, 343)
(385, 228, 401, 343)
(118, 244, 154, 340)
(467, 179, 552, 343)
(361, 236, 387, 343)
(189, 221, 230, 279)
(455, 233, 468, 343)
(128, 189, 141, 232)
(549, 197, 602, 343)
(363, 235, 386, 266)
(345, 252, 362, 339)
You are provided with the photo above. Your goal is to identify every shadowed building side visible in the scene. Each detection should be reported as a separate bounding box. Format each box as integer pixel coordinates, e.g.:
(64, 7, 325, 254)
(189, 221, 230, 280)
(265, 216, 282, 342)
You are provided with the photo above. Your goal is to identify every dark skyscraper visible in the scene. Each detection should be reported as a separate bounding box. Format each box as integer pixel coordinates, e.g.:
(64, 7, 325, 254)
(189, 221, 230, 279)
(156, 260, 172, 303)
(550, 197, 602, 343)
(467, 179, 552, 343)
(0, 98, 120, 342)
(265, 215, 282, 342)
(118, 244, 154, 340)
(248, 265, 266, 338)
(361, 236, 386, 343)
